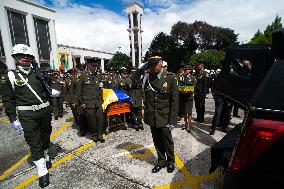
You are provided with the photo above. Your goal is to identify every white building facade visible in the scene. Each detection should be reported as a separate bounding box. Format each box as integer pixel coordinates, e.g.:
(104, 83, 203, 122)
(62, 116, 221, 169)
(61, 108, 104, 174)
(125, 3, 143, 67)
(58, 45, 113, 73)
(0, 0, 58, 70)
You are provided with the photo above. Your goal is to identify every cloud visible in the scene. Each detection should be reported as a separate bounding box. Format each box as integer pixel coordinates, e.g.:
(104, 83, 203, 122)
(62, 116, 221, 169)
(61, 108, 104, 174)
(33, 0, 284, 56)
(54, 5, 130, 54)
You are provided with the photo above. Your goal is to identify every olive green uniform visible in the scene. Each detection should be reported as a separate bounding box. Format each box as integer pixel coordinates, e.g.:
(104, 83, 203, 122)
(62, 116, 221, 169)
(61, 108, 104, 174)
(143, 70, 179, 166)
(128, 71, 143, 129)
(74, 70, 104, 139)
(1, 68, 52, 161)
(51, 77, 66, 119)
(194, 70, 207, 122)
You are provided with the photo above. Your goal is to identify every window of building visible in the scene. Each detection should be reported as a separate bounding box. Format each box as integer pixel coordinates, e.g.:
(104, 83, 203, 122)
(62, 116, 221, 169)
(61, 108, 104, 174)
(7, 10, 29, 46)
(34, 17, 51, 61)
(133, 12, 138, 27)
(0, 30, 5, 57)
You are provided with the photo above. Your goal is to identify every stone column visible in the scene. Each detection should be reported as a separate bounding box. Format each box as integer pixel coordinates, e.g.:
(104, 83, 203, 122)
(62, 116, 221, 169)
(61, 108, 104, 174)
(26, 13, 39, 63)
(100, 58, 105, 73)
(0, 5, 14, 69)
(48, 20, 58, 70)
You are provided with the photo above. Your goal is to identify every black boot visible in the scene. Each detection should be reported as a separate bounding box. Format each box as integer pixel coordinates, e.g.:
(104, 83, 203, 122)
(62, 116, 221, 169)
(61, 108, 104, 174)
(39, 173, 49, 188)
(46, 161, 52, 169)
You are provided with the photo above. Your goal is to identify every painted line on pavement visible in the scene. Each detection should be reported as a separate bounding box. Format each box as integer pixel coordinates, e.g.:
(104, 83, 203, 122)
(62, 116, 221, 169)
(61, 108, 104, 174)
(0, 120, 73, 181)
(13, 133, 108, 189)
(152, 154, 219, 189)
(112, 144, 155, 158)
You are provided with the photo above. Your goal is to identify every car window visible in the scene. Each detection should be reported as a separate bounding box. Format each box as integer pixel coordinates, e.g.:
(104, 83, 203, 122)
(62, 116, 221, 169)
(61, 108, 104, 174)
(229, 58, 254, 79)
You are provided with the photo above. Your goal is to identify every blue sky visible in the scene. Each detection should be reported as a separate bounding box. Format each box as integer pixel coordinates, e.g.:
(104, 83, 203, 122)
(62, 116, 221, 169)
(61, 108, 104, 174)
(32, 0, 284, 54)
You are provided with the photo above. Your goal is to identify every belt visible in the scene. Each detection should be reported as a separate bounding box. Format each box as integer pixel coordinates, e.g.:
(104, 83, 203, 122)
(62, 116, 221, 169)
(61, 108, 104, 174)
(17, 101, 50, 111)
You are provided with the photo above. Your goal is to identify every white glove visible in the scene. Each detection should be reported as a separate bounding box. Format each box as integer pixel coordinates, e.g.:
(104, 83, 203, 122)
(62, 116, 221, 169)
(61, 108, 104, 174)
(12, 120, 23, 135)
(138, 62, 149, 69)
(50, 89, 61, 97)
(166, 124, 175, 131)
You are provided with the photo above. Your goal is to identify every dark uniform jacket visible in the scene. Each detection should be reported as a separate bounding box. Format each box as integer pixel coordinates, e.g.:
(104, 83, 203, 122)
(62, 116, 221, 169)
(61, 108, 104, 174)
(194, 70, 207, 96)
(74, 70, 103, 109)
(143, 70, 179, 128)
(1, 68, 50, 122)
(51, 77, 67, 98)
(128, 71, 143, 108)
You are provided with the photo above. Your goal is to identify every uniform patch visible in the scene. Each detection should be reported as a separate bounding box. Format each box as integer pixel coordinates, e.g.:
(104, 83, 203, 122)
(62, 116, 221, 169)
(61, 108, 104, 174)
(162, 82, 168, 88)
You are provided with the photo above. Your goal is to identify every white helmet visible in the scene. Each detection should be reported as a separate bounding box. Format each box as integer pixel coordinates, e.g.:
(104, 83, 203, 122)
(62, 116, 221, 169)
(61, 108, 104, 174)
(11, 44, 34, 57)
(216, 69, 221, 72)
(162, 61, 168, 67)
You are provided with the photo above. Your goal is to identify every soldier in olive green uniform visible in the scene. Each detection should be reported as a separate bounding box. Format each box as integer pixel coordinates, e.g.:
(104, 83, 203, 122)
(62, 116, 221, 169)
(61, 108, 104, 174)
(65, 69, 80, 125)
(74, 62, 105, 143)
(194, 62, 207, 123)
(51, 72, 66, 120)
(1, 44, 61, 188)
(128, 69, 144, 131)
(139, 55, 179, 173)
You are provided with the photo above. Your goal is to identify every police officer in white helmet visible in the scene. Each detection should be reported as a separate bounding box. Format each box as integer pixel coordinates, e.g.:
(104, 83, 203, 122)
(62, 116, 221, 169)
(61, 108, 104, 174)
(1, 44, 60, 188)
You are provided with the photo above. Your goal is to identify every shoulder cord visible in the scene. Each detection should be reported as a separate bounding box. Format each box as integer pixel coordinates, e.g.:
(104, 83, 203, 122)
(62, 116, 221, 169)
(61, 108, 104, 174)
(17, 73, 43, 103)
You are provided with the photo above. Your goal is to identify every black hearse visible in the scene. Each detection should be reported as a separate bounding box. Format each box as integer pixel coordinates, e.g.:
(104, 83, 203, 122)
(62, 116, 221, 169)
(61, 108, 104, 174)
(210, 29, 284, 189)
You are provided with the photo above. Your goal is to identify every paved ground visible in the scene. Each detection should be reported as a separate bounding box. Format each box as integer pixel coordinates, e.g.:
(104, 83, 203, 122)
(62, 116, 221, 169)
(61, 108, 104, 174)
(0, 96, 243, 189)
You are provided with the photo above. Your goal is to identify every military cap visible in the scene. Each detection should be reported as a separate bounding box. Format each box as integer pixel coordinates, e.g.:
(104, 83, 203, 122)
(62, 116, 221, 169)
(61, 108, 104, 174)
(148, 52, 162, 66)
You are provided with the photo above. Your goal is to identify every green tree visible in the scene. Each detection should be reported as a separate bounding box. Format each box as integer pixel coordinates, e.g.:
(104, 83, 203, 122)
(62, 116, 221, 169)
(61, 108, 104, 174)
(107, 52, 131, 71)
(249, 16, 282, 44)
(189, 50, 225, 70)
(148, 32, 181, 72)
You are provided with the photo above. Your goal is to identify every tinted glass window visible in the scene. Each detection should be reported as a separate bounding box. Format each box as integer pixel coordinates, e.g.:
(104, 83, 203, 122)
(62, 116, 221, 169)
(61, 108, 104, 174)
(230, 58, 254, 79)
(34, 17, 51, 60)
(0, 30, 5, 57)
(7, 10, 29, 46)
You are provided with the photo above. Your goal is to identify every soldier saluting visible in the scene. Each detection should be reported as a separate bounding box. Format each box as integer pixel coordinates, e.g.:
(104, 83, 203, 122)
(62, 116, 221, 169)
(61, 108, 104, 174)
(139, 53, 179, 173)
(1, 44, 60, 188)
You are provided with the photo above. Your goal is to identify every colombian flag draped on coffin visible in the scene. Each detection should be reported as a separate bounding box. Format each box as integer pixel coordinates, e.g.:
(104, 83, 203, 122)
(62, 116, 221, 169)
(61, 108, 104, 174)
(102, 89, 132, 116)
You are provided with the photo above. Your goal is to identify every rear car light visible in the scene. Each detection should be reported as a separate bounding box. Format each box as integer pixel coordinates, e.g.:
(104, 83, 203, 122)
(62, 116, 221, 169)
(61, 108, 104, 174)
(229, 118, 284, 172)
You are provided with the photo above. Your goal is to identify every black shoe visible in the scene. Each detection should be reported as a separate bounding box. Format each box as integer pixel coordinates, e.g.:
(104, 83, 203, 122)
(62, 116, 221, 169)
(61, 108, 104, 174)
(97, 137, 105, 143)
(138, 124, 144, 130)
(199, 119, 204, 123)
(80, 131, 86, 137)
(46, 161, 52, 169)
(151, 165, 166, 173)
(209, 129, 215, 135)
(167, 164, 175, 173)
(39, 173, 49, 188)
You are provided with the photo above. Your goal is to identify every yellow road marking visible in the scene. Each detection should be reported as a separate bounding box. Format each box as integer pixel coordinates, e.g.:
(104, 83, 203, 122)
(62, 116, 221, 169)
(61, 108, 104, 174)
(14, 134, 107, 189)
(118, 144, 218, 189)
(0, 120, 73, 181)
(0, 117, 10, 124)
(152, 154, 219, 189)
(192, 120, 211, 127)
